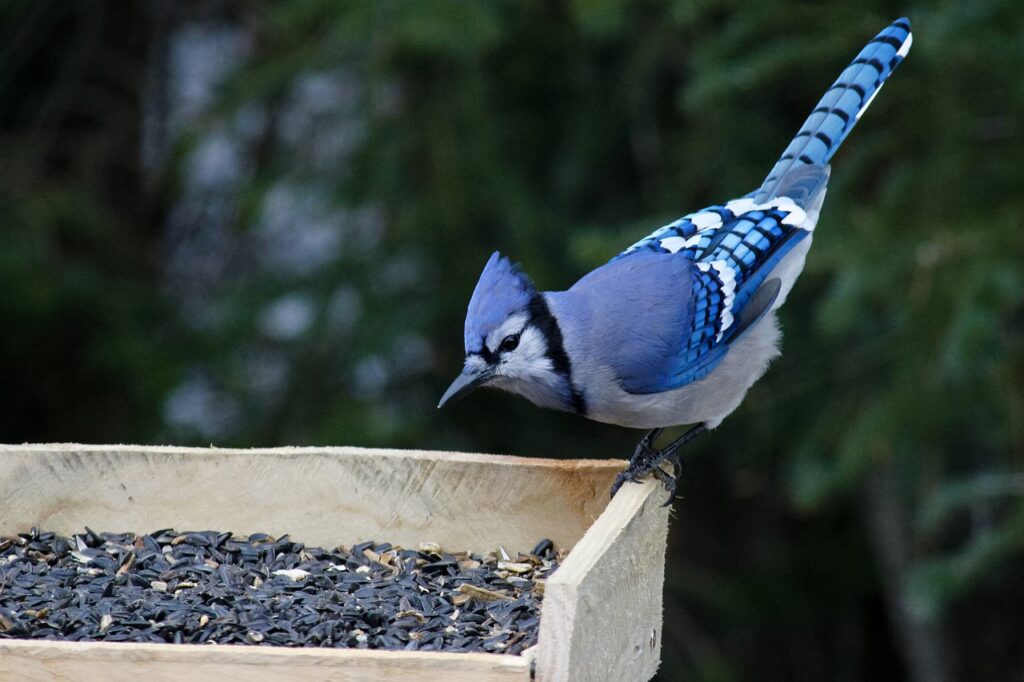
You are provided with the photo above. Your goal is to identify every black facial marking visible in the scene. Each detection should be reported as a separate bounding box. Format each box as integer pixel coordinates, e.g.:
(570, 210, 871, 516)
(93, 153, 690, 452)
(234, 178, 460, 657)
(473, 336, 497, 364)
(527, 294, 587, 415)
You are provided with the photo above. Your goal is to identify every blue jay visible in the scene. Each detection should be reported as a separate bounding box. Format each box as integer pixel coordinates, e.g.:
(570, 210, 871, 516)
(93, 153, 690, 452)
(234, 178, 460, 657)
(439, 19, 912, 499)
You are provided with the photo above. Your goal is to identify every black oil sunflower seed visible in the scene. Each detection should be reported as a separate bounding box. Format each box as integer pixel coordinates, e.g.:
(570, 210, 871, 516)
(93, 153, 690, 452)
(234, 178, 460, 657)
(0, 529, 559, 654)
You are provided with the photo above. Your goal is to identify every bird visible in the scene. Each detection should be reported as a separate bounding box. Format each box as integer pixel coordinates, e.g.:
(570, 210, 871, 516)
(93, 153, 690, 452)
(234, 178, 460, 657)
(438, 18, 912, 501)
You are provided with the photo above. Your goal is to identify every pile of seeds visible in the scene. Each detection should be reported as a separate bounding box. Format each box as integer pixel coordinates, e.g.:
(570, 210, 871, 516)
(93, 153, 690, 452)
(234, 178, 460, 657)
(0, 528, 560, 654)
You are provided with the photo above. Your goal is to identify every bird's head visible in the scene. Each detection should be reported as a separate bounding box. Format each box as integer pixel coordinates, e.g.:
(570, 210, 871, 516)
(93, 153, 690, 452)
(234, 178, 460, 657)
(438, 251, 572, 410)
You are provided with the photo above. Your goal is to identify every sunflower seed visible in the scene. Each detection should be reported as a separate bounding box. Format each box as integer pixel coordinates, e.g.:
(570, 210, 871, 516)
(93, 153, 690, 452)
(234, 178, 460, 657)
(0, 529, 558, 654)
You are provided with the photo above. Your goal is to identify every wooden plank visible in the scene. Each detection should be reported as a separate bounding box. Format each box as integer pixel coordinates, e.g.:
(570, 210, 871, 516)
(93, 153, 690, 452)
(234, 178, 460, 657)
(535, 479, 669, 682)
(0, 640, 531, 682)
(0, 444, 622, 555)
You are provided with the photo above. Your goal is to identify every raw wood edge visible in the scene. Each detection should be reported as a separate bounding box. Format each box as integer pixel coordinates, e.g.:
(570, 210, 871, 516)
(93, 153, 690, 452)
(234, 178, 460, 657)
(0, 640, 531, 682)
(0, 638, 532, 666)
(0, 443, 626, 472)
(535, 479, 669, 682)
(545, 481, 659, 583)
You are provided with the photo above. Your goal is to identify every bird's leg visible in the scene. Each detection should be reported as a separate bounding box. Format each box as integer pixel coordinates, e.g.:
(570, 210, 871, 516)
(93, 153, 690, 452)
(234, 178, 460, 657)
(610, 423, 708, 505)
(633, 428, 664, 461)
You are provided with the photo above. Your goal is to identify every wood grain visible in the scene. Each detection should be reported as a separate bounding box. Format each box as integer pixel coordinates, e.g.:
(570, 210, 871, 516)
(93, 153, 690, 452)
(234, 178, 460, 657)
(536, 478, 669, 681)
(0, 640, 531, 682)
(0, 444, 622, 554)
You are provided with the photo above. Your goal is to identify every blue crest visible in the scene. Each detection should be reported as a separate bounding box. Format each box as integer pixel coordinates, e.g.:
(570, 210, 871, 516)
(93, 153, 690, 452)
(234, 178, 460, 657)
(464, 252, 536, 354)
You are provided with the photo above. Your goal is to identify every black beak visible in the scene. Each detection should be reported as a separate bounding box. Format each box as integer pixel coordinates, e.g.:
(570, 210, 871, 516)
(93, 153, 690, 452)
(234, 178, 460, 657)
(438, 365, 493, 408)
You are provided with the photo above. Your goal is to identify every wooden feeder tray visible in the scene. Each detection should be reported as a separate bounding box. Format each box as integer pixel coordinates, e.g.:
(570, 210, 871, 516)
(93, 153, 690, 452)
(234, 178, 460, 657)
(0, 444, 669, 681)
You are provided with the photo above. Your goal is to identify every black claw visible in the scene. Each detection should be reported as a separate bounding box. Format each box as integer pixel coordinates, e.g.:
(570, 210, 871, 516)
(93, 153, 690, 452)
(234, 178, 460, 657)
(610, 473, 626, 498)
(610, 463, 648, 498)
(609, 424, 705, 502)
(657, 458, 680, 506)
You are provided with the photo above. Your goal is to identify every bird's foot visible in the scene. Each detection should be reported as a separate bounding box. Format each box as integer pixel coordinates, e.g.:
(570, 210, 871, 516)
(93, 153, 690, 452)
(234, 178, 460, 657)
(610, 445, 684, 506)
(610, 429, 660, 495)
(610, 424, 706, 505)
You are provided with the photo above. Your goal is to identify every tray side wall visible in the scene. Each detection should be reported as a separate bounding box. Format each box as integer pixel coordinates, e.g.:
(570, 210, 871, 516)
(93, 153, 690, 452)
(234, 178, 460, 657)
(535, 480, 669, 682)
(0, 445, 621, 555)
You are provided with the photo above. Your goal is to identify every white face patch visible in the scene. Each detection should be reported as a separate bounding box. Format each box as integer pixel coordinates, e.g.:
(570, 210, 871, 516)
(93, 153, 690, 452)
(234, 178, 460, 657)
(494, 326, 552, 379)
(463, 302, 572, 413)
(490, 325, 566, 409)
(484, 312, 529, 355)
(476, 312, 557, 386)
(464, 354, 488, 374)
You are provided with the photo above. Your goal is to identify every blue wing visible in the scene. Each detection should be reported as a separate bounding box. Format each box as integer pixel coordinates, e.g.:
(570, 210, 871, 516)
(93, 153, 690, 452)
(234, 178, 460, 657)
(569, 247, 786, 395)
(610, 196, 810, 393)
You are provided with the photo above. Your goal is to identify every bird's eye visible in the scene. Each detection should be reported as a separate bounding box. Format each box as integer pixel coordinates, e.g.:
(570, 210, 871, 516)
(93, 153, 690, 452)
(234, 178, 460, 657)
(499, 333, 521, 353)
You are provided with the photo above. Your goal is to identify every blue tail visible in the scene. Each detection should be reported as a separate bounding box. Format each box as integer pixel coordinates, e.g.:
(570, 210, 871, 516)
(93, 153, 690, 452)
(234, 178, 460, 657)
(758, 18, 912, 200)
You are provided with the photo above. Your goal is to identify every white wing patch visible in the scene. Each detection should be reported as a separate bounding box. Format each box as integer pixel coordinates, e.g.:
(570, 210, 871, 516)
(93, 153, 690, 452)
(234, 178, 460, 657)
(659, 233, 703, 254)
(696, 260, 737, 341)
(779, 201, 808, 226)
(689, 211, 722, 230)
(724, 197, 758, 215)
(654, 195, 814, 255)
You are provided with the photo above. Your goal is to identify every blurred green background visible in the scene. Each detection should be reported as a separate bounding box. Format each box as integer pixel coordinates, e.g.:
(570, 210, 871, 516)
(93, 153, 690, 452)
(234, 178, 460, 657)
(2, 1, 1022, 679)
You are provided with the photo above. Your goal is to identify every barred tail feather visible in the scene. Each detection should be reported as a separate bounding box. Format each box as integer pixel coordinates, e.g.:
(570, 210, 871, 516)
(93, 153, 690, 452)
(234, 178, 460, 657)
(757, 18, 912, 201)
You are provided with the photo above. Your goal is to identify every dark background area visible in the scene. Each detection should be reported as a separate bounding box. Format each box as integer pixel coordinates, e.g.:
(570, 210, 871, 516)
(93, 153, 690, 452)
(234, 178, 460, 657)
(2, 1, 1022, 680)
